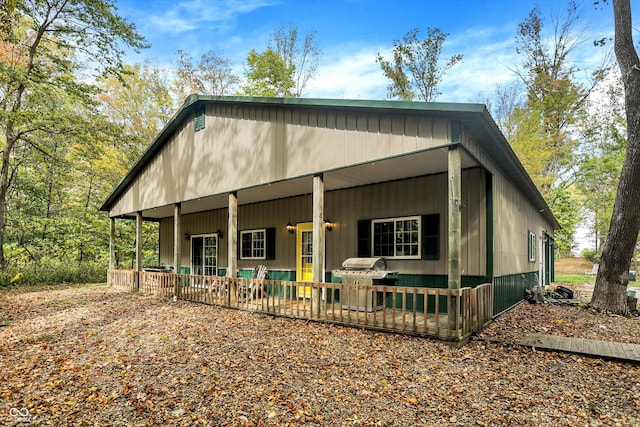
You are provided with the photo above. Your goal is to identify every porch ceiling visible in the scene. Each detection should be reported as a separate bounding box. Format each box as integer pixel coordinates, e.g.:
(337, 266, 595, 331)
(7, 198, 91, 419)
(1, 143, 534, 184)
(140, 148, 478, 219)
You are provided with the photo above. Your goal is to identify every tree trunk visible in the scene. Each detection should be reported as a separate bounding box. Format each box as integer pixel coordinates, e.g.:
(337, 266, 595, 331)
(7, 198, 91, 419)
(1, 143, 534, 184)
(0, 129, 17, 270)
(591, 0, 640, 314)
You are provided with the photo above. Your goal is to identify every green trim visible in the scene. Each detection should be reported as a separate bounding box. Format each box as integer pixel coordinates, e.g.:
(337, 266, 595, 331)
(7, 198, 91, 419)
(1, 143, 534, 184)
(485, 172, 494, 279)
(236, 269, 296, 281)
(185, 94, 487, 114)
(462, 276, 491, 287)
(450, 120, 461, 144)
(194, 105, 205, 132)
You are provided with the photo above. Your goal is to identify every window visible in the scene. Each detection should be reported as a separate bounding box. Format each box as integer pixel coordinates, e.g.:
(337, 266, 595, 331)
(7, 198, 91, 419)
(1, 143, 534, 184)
(239, 228, 276, 260)
(191, 234, 217, 276)
(358, 214, 439, 260)
(372, 216, 421, 259)
(241, 229, 265, 259)
(194, 105, 205, 132)
(528, 231, 536, 262)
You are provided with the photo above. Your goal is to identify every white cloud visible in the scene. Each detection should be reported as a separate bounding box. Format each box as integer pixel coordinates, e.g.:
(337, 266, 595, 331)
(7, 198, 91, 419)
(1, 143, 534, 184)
(146, 0, 276, 36)
(306, 29, 522, 103)
(306, 46, 386, 99)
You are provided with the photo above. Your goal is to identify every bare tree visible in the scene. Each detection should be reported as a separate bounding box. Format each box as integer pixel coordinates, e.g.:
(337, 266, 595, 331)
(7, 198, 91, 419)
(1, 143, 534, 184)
(268, 24, 322, 97)
(173, 49, 238, 100)
(376, 27, 463, 102)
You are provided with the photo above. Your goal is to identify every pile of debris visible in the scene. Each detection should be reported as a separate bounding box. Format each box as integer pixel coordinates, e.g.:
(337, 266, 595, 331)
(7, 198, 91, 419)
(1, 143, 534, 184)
(524, 284, 579, 305)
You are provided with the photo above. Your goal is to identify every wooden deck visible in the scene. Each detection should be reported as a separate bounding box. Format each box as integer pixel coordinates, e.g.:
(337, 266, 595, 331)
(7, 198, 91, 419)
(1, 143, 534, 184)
(520, 333, 640, 363)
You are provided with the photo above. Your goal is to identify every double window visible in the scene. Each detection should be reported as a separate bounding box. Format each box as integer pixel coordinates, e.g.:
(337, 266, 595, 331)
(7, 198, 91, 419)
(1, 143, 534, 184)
(372, 216, 421, 259)
(358, 214, 440, 260)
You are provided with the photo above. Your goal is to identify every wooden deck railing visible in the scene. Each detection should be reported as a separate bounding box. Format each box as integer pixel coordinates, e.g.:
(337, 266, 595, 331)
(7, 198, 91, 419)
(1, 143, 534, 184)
(108, 270, 494, 341)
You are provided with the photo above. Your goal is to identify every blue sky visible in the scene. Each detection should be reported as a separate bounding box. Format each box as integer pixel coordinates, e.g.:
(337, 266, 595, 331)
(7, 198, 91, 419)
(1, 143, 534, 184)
(114, 0, 623, 102)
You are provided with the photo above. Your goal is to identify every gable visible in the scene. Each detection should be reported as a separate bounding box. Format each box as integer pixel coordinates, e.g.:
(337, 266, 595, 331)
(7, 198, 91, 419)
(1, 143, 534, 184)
(108, 100, 455, 217)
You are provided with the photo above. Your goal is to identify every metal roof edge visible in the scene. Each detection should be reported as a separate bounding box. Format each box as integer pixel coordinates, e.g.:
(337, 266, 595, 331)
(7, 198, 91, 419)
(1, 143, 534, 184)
(185, 94, 486, 111)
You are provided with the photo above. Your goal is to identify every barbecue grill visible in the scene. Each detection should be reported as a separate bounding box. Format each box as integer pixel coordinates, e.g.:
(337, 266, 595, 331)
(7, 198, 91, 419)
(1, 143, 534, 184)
(332, 257, 397, 311)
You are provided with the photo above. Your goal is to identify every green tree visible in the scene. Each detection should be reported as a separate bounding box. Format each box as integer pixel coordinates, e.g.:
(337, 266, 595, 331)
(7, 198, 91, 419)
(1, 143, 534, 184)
(591, 0, 640, 314)
(267, 24, 322, 97)
(0, 0, 146, 270)
(98, 62, 174, 145)
(577, 71, 626, 252)
(239, 48, 295, 97)
(376, 27, 463, 102)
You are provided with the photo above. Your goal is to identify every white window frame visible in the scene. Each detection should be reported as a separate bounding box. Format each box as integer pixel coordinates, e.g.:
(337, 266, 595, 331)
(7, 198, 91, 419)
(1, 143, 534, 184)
(371, 216, 421, 260)
(240, 229, 266, 260)
(528, 231, 536, 262)
(190, 233, 218, 276)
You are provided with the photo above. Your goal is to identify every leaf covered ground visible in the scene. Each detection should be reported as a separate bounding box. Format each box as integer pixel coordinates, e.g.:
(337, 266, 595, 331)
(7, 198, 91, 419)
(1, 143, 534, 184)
(0, 284, 638, 426)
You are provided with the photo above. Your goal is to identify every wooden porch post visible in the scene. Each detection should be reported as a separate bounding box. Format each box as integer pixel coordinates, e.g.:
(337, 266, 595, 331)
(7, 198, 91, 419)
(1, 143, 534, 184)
(448, 144, 462, 333)
(228, 192, 238, 304)
(173, 203, 181, 298)
(135, 211, 143, 290)
(447, 145, 462, 289)
(312, 174, 325, 314)
(173, 203, 182, 272)
(109, 217, 116, 270)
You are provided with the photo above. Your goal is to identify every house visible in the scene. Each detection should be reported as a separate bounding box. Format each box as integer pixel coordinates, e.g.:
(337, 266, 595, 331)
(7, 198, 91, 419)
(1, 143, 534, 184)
(101, 95, 558, 320)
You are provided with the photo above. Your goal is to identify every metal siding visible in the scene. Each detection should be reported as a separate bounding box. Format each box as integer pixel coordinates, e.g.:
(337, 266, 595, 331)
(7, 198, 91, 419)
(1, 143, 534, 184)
(462, 168, 485, 275)
(461, 130, 553, 277)
(159, 218, 173, 265)
(492, 172, 553, 276)
(155, 171, 486, 279)
(493, 271, 537, 315)
(403, 115, 418, 153)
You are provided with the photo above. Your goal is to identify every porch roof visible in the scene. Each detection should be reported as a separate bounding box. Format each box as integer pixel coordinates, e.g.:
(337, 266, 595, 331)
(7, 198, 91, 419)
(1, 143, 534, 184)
(100, 95, 559, 229)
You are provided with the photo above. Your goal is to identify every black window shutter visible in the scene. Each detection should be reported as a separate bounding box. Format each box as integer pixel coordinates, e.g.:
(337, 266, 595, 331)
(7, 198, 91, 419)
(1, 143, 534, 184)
(422, 214, 440, 260)
(266, 228, 276, 260)
(357, 219, 372, 257)
(237, 231, 241, 259)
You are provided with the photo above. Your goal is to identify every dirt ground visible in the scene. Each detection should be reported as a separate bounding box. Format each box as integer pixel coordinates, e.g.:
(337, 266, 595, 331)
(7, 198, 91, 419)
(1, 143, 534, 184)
(555, 257, 595, 274)
(0, 284, 638, 427)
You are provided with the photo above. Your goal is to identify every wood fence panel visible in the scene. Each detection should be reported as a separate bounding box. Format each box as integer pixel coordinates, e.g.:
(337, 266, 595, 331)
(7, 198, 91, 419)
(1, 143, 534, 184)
(106, 270, 493, 342)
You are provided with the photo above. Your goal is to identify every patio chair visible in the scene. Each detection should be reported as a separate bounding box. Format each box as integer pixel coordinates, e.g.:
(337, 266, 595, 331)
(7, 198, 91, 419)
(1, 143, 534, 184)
(585, 264, 599, 275)
(248, 265, 268, 301)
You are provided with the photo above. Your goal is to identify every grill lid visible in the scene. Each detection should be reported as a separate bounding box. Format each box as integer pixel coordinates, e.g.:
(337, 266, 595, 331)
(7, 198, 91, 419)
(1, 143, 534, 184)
(332, 257, 396, 279)
(340, 257, 388, 270)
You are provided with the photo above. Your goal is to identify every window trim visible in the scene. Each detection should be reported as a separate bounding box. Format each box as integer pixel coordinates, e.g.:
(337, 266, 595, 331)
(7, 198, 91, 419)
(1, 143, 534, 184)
(528, 231, 536, 262)
(190, 233, 218, 276)
(371, 215, 422, 260)
(240, 228, 267, 260)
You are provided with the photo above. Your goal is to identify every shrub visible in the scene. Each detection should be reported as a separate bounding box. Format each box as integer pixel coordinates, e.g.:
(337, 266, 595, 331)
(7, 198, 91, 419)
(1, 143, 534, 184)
(0, 262, 107, 287)
(581, 248, 602, 264)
